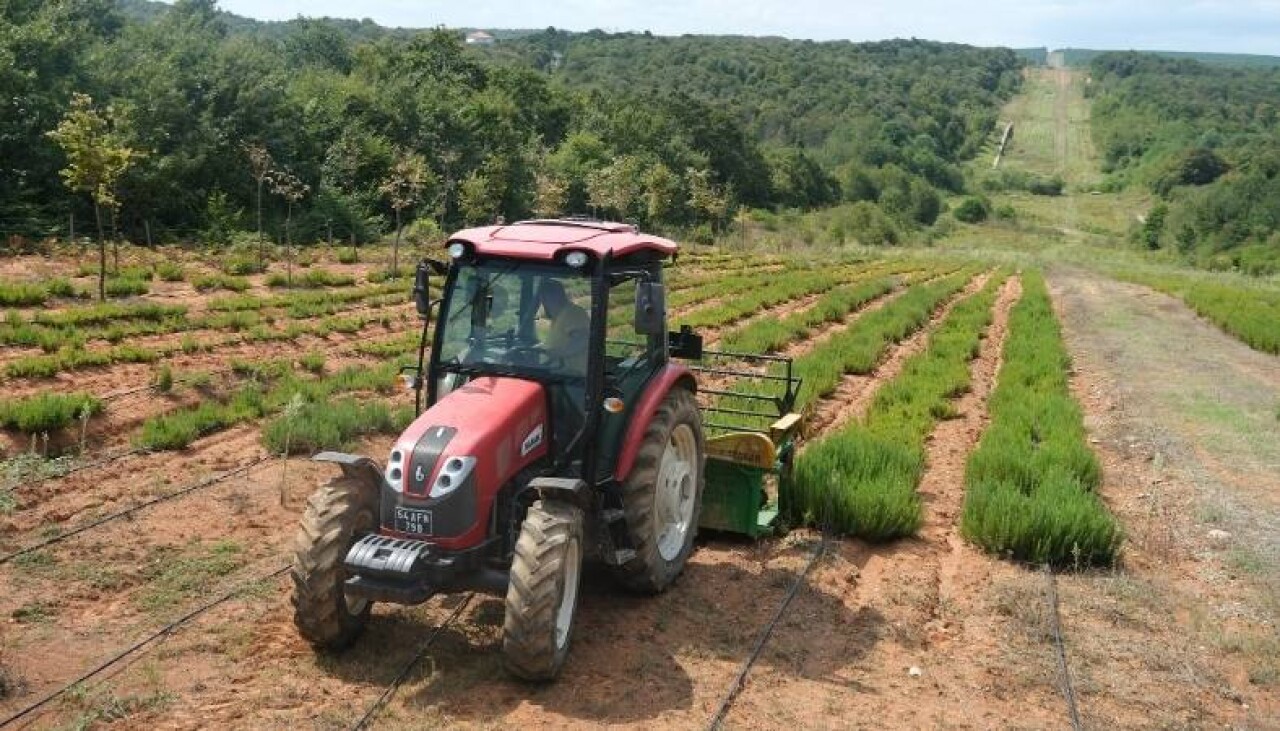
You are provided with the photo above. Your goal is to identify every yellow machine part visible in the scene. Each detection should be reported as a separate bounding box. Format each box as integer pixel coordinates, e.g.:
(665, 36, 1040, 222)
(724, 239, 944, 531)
(705, 431, 776, 469)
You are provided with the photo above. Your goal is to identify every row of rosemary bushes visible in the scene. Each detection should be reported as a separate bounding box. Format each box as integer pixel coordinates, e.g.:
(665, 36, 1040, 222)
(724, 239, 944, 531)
(136, 357, 412, 452)
(1113, 268, 1280, 355)
(789, 273, 1004, 539)
(0, 392, 102, 433)
(960, 272, 1122, 566)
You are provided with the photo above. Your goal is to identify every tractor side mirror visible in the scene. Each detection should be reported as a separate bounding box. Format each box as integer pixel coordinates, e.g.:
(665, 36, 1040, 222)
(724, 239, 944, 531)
(634, 281, 666, 335)
(413, 259, 448, 319)
(413, 261, 431, 319)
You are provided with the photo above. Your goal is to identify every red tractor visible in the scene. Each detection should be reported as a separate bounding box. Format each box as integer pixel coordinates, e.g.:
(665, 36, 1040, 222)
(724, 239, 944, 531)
(291, 219, 799, 680)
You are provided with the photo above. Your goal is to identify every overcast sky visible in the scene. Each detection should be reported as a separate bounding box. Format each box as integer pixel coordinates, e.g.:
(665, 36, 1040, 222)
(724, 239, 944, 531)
(212, 0, 1280, 55)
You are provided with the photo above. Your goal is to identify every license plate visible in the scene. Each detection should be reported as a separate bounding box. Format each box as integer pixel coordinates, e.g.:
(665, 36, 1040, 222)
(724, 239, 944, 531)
(394, 507, 433, 535)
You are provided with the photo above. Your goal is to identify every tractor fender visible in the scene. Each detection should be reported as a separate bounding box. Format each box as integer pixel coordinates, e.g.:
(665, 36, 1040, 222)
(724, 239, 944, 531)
(613, 364, 697, 483)
(313, 451, 385, 490)
(527, 477, 591, 509)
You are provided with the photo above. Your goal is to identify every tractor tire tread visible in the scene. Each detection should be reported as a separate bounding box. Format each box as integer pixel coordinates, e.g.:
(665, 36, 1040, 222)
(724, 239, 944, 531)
(502, 500, 582, 681)
(290, 475, 376, 650)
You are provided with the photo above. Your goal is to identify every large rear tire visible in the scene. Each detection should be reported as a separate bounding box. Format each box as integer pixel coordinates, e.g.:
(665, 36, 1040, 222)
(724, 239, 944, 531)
(502, 500, 584, 681)
(291, 475, 377, 650)
(611, 387, 704, 593)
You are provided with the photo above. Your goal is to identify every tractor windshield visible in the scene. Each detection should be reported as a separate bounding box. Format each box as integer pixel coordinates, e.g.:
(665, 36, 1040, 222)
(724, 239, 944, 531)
(437, 261, 593, 381)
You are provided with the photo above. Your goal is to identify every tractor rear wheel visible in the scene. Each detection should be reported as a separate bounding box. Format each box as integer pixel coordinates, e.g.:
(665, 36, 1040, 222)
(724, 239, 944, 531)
(612, 387, 704, 593)
(502, 500, 584, 681)
(290, 475, 377, 650)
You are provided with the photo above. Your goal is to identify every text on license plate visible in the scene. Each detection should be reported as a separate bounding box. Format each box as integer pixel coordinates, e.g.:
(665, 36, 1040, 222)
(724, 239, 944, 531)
(394, 507, 433, 535)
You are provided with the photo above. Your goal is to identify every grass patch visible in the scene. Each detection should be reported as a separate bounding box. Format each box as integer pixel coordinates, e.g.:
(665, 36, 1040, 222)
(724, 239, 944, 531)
(191, 272, 250, 292)
(154, 262, 185, 282)
(1113, 268, 1280, 354)
(135, 539, 245, 613)
(790, 273, 1004, 540)
(104, 276, 150, 297)
(298, 352, 326, 374)
(0, 392, 102, 433)
(266, 268, 355, 289)
(136, 385, 266, 450)
(0, 280, 50, 306)
(262, 398, 413, 454)
(961, 271, 1122, 566)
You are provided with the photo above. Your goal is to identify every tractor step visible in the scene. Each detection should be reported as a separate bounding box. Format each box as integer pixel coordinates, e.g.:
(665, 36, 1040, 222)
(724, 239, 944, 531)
(345, 534, 441, 580)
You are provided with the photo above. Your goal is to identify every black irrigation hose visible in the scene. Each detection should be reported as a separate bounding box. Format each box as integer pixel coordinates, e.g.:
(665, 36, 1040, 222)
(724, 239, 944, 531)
(0, 563, 291, 729)
(0, 455, 272, 566)
(704, 536, 826, 731)
(19, 446, 149, 489)
(350, 593, 476, 731)
(1043, 565, 1084, 731)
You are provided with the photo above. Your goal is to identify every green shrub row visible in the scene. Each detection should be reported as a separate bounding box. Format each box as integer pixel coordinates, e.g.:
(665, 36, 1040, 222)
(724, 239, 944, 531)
(266, 268, 356, 289)
(1114, 269, 1280, 354)
(136, 358, 407, 450)
(191, 273, 250, 292)
(674, 266, 858, 330)
(789, 274, 1004, 540)
(960, 271, 1122, 566)
(262, 398, 414, 455)
(0, 392, 103, 433)
(104, 276, 150, 297)
(0, 277, 80, 306)
(717, 273, 902, 354)
(5, 344, 159, 378)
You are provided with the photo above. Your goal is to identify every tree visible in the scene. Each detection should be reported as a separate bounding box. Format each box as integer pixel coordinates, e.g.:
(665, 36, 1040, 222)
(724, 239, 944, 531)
(47, 93, 140, 301)
(686, 167, 731, 229)
(533, 171, 568, 218)
(642, 162, 679, 226)
(244, 143, 275, 268)
(270, 169, 309, 286)
(378, 150, 433, 276)
(458, 170, 494, 226)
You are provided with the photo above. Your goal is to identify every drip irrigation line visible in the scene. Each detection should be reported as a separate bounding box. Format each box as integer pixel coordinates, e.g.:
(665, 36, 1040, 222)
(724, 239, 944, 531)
(19, 446, 148, 489)
(1043, 565, 1083, 731)
(705, 533, 826, 731)
(0, 455, 272, 566)
(0, 563, 290, 729)
(350, 593, 476, 731)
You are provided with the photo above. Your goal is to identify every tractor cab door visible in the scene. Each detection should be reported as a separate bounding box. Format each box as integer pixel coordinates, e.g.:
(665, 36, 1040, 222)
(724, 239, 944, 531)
(595, 266, 667, 481)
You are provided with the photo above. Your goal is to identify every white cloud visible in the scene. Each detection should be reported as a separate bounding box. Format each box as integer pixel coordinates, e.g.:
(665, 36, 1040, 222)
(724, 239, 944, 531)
(211, 0, 1280, 54)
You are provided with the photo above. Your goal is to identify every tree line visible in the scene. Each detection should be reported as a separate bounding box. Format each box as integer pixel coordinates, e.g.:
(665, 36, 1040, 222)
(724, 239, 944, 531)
(1089, 52, 1280, 274)
(2, 0, 1022, 253)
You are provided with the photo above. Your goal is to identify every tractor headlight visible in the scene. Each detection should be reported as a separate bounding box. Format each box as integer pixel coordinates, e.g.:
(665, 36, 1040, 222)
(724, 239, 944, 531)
(564, 250, 589, 269)
(447, 242, 467, 260)
(385, 447, 407, 492)
(430, 456, 477, 498)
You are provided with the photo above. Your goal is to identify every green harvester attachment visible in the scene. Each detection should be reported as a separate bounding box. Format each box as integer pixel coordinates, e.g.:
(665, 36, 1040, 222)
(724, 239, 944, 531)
(692, 349, 803, 538)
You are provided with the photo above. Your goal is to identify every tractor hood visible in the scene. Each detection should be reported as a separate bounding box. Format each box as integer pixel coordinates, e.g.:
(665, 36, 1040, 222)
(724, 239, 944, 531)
(382, 376, 549, 548)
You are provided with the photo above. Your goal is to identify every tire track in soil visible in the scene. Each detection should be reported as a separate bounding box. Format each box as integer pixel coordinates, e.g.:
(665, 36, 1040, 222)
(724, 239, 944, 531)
(718, 275, 1039, 730)
(803, 270, 991, 440)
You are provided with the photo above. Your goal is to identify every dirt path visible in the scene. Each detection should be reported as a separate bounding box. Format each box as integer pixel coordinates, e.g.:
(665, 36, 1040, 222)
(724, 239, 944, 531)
(1043, 266, 1280, 727)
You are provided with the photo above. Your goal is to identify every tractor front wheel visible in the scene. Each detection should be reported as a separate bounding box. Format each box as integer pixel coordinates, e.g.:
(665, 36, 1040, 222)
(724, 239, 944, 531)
(502, 499, 584, 681)
(612, 387, 705, 593)
(290, 475, 377, 650)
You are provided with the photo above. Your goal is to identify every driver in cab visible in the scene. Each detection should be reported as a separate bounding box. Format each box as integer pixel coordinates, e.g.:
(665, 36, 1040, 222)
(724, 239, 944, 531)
(538, 279, 588, 374)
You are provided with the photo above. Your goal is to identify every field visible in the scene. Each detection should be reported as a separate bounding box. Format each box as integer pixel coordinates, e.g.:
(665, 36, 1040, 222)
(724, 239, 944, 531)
(0, 65, 1277, 731)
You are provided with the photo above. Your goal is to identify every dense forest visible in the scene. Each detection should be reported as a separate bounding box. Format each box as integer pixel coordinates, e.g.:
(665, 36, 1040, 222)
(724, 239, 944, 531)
(0, 0, 1022, 249)
(1089, 52, 1280, 273)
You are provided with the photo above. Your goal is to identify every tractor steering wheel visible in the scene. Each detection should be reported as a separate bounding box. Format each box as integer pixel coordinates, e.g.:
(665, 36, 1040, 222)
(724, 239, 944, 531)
(508, 344, 558, 369)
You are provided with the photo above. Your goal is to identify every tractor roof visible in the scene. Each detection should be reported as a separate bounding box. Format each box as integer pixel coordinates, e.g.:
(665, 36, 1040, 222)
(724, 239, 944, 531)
(445, 219, 678, 261)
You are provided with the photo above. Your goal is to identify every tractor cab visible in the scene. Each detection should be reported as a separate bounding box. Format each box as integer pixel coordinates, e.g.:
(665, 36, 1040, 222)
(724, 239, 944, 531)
(412, 219, 689, 483)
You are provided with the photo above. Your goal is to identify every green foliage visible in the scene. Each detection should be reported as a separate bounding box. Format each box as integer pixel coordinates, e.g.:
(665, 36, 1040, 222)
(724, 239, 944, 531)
(298, 352, 326, 374)
(155, 364, 174, 393)
(154, 262, 185, 282)
(192, 273, 250, 292)
(953, 197, 990, 223)
(719, 273, 900, 354)
(1114, 269, 1280, 354)
(961, 272, 1121, 566)
(792, 275, 1003, 539)
(0, 281, 50, 307)
(137, 385, 267, 450)
(1090, 53, 1280, 269)
(0, 392, 103, 434)
(265, 268, 355, 289)
(104, 276, 149, 297)
(221, 256, 266, 276)
(262, 398, 405, 454)
(336, 248, 358, 264)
